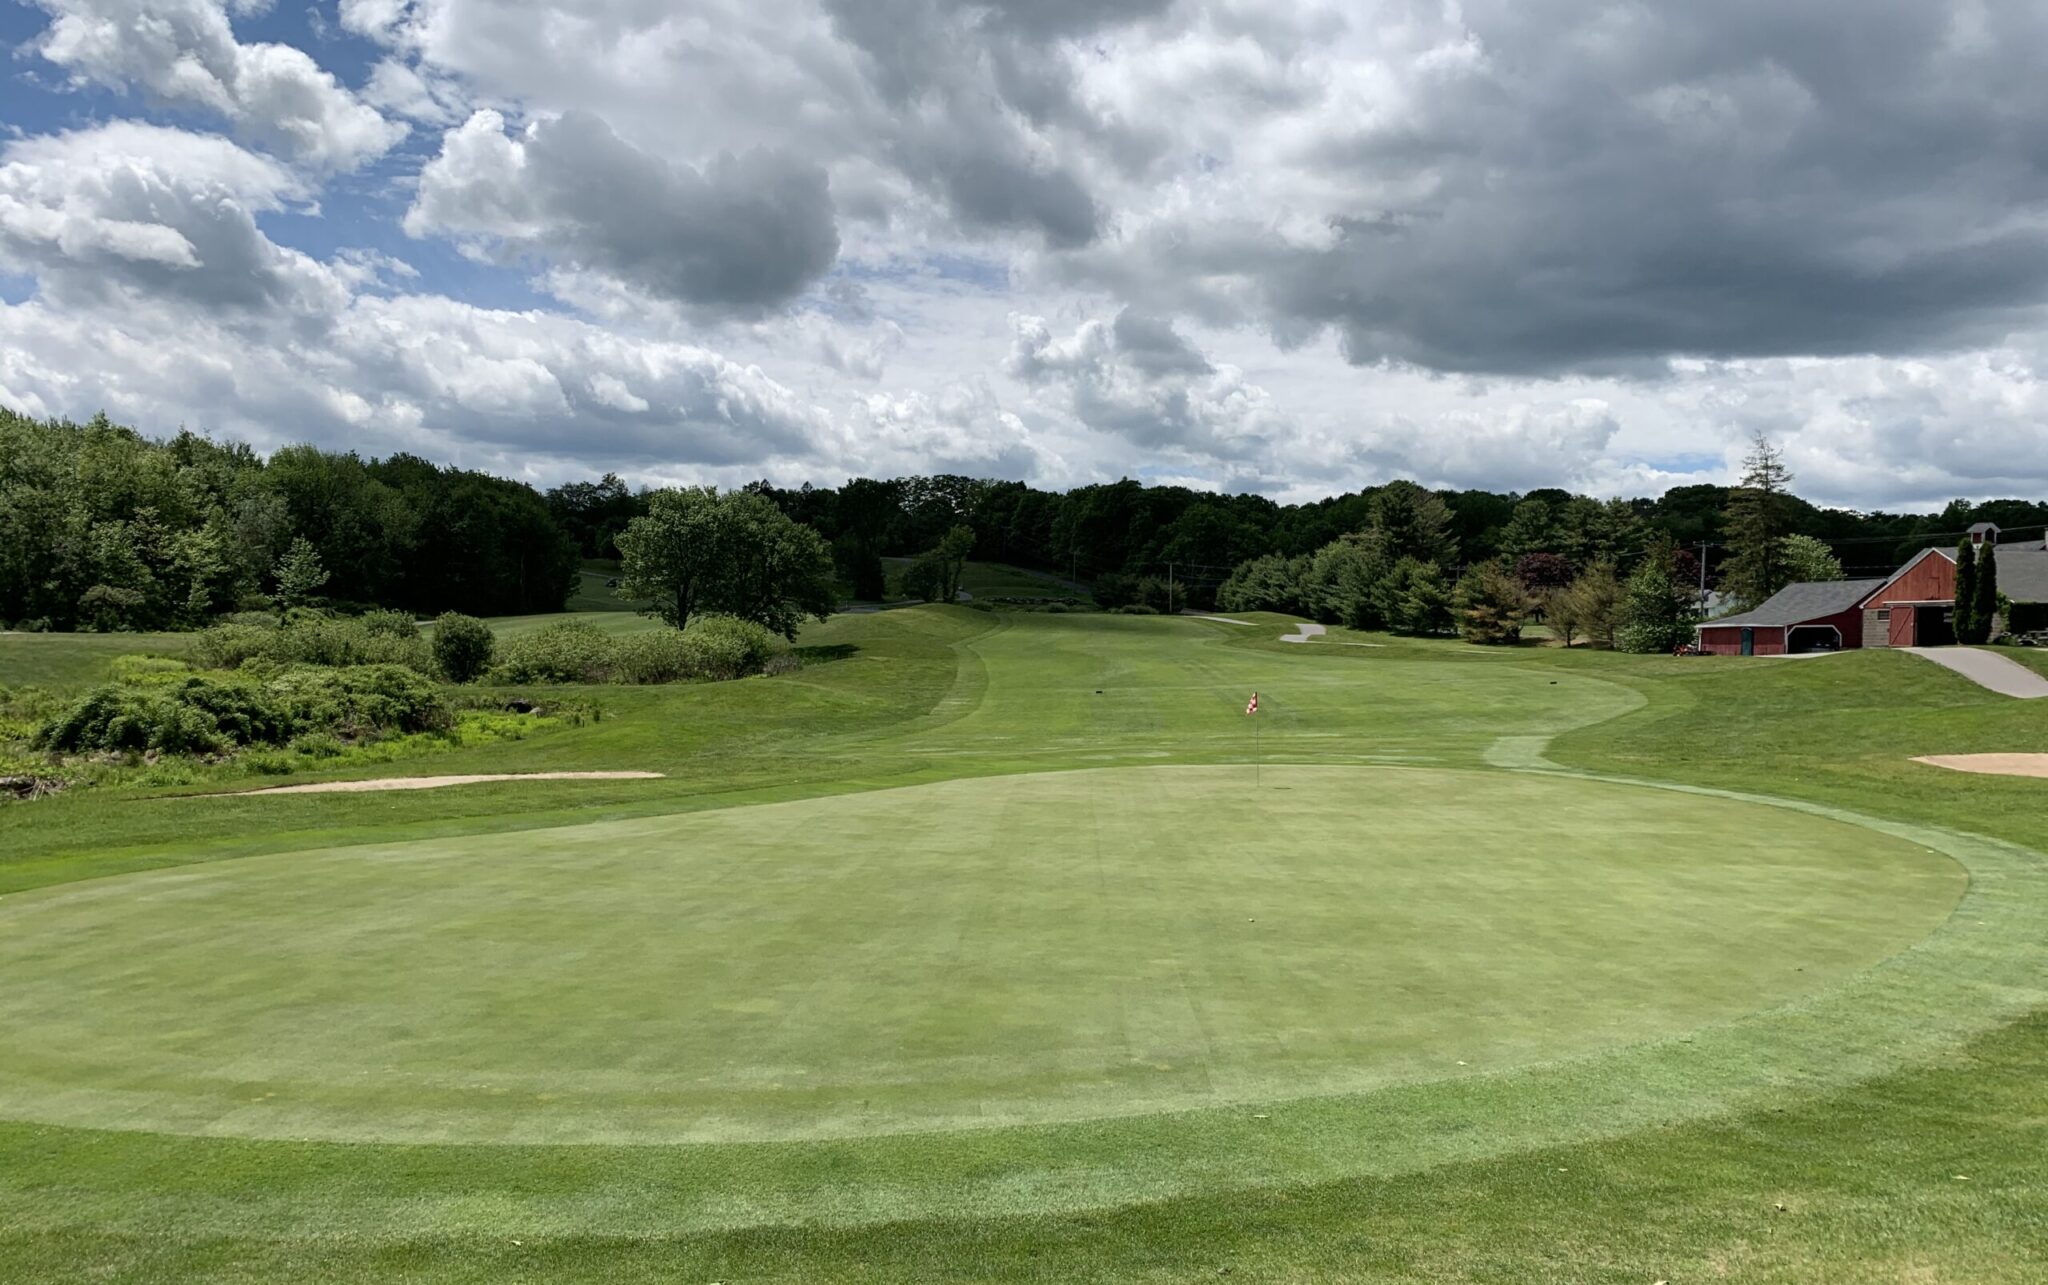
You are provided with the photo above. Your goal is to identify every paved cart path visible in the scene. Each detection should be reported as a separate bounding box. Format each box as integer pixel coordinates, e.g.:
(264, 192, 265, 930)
(1901, 647, 2048, 698)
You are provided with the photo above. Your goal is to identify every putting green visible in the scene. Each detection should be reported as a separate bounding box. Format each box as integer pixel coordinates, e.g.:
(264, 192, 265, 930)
(0, 765, 1959, 1145)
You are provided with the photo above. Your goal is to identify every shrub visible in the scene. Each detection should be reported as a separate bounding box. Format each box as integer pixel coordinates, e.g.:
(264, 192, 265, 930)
(37, 685, 228, 754)
(34, 665, 448, 755)
(432, 612, 496, 683)
(360, 609, 421, 639)
(610, 630, 697, 685)
(191, 617, 434, 674)
(1114, 604, 1159, 615)
(491, 620, 618, 684)
(611, 616, 782, 683)
(682, 614, 779, 679)
(107, 654, 192, 683)
(289, 732, 344, 758)
(261, 664, 452, 738)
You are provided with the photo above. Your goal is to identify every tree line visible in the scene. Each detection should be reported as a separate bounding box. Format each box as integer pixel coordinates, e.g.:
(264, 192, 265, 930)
(8, 406, 2045, 634)
(2, 409, 579, 631)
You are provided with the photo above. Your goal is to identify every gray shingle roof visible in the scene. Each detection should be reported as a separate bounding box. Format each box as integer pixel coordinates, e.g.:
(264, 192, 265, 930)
(1989, 548, 2048, 603)
(1701, 578, 1887, 629)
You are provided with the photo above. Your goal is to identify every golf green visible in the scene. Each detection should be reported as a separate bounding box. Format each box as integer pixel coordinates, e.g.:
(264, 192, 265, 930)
(0, 764, 1959, 1146)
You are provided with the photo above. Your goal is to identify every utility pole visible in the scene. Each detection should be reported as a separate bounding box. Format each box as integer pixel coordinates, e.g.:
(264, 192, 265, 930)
(1168, 561, 1175, 615)
(1697, 540, 1710, 607)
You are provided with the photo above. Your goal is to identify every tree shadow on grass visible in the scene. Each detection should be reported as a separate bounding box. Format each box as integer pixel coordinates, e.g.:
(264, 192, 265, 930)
(794, 643, 860, 666)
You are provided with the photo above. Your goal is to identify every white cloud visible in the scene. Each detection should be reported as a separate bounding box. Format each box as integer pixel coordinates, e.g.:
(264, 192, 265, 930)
(30, 0, 405, 171)
(0, 122, 344, 316)
(406, 110, 839, 316)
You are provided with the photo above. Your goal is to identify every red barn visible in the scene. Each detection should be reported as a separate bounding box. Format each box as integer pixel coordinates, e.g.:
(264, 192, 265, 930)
(1695, 578, 1885, 655)
(1856, 547, 1957, 647)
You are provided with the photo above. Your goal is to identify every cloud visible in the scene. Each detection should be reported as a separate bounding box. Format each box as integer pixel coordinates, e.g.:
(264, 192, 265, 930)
(1057, 0, 2048, 374)
(406, 110, 840, 315)
(0, 122, 346, 316)
(14, 0, 2048, 508)
(30, 0, 405, 171)
(0, 121, 834, 473)
(1006, 311, 1286, 461)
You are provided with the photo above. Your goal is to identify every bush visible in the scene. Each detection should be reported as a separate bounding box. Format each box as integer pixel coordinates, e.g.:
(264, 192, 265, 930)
(612, 616, 782, 683)
(610, 630, 695, 684)
(1114, 604, 1159, 615)
(107, 654, 192, 683)
(359, 609, 421, 639)
(34, 665, 449, 755)
(486, 615, 783, 685)
(432, 612, 496, 683)
(491, 620, 618, 684)
(262, 664, 451, 738)
(190, 617, 434, 674)
(682, 614, 780, 679)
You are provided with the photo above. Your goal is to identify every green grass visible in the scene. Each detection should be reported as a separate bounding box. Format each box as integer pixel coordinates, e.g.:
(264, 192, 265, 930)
(563, 559, 649, 612)
(0, 629, 188, 688)
(0, 610, 2043, 1281)
(878, 557, 1086, 600)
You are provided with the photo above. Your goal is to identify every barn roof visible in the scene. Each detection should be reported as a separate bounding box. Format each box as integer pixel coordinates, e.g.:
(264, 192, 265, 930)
(1700, 578, 1887, 630)
(1991, 548, 2048, 603)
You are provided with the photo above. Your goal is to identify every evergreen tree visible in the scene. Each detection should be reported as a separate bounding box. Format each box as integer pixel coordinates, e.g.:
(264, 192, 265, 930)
(1722, 434, 1796, 608)
(1364, 481, 1459, 567)
(1970, 542, 1999, 643)
(1382, 558, 1453, 635)
(1453, 562, 1533, 645)
(1617, 538, 1697, 653)
(272, 537, 329, 619)
(1952, 539, 1978, 643)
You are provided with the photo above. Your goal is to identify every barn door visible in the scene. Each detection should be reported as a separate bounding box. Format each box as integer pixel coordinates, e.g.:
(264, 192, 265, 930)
(1740, 627, 1754, 656)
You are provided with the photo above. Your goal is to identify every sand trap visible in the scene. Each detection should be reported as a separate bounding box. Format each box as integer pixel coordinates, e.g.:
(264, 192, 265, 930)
(1911, 754, 2048, 778)
(1279, 621, 1384, 647)
(1193, 615, 1256, 626)
(225, 771, 664, 796)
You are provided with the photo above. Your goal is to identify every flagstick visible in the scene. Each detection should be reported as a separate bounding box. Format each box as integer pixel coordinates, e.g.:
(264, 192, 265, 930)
(1254, 701, 1261, 789)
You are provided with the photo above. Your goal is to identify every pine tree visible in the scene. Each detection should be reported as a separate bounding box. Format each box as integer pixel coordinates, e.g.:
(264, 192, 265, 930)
(1952, 539, 1978, 643)
(1971, 542, 2000, 643)
(271, 536, 329, 620)
(1616, 538, 1697, 653)
(1722, 434, 1795, 608)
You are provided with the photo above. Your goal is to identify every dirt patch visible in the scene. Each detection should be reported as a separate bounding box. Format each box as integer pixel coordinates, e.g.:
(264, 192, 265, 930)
(223, 771, 665, 796)
(1911, 754, 2048, 778)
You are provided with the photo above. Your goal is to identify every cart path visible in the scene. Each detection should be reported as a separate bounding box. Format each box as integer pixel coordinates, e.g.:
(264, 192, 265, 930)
(1901, 647, 2048, 698)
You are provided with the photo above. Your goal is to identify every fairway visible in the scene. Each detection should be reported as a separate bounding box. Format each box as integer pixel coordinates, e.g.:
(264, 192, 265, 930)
(0, 765, 1958, 1144)
(4, 607, 2046, 1282)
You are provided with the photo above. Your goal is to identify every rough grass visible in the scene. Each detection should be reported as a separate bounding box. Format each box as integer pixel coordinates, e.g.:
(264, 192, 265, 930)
(0, 610, 2043, 1282)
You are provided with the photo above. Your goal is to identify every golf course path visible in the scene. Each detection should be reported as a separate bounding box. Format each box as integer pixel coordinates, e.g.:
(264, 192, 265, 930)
(1901, 647, 2048, 698)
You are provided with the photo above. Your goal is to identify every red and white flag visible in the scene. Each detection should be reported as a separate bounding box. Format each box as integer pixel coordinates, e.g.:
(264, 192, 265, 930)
(1245, 691, 1259, 715)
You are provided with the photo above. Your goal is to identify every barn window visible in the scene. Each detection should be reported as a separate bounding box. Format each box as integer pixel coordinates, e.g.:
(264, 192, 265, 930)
(1876, 609, 1890, 623)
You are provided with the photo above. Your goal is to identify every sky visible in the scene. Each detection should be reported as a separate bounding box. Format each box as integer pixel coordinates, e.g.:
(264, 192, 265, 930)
(3, 1, 2048, 509)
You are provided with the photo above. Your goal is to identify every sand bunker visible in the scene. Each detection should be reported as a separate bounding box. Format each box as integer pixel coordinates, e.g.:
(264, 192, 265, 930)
(226, 771, 664, 796)
(1911, 754, 2048, 778)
